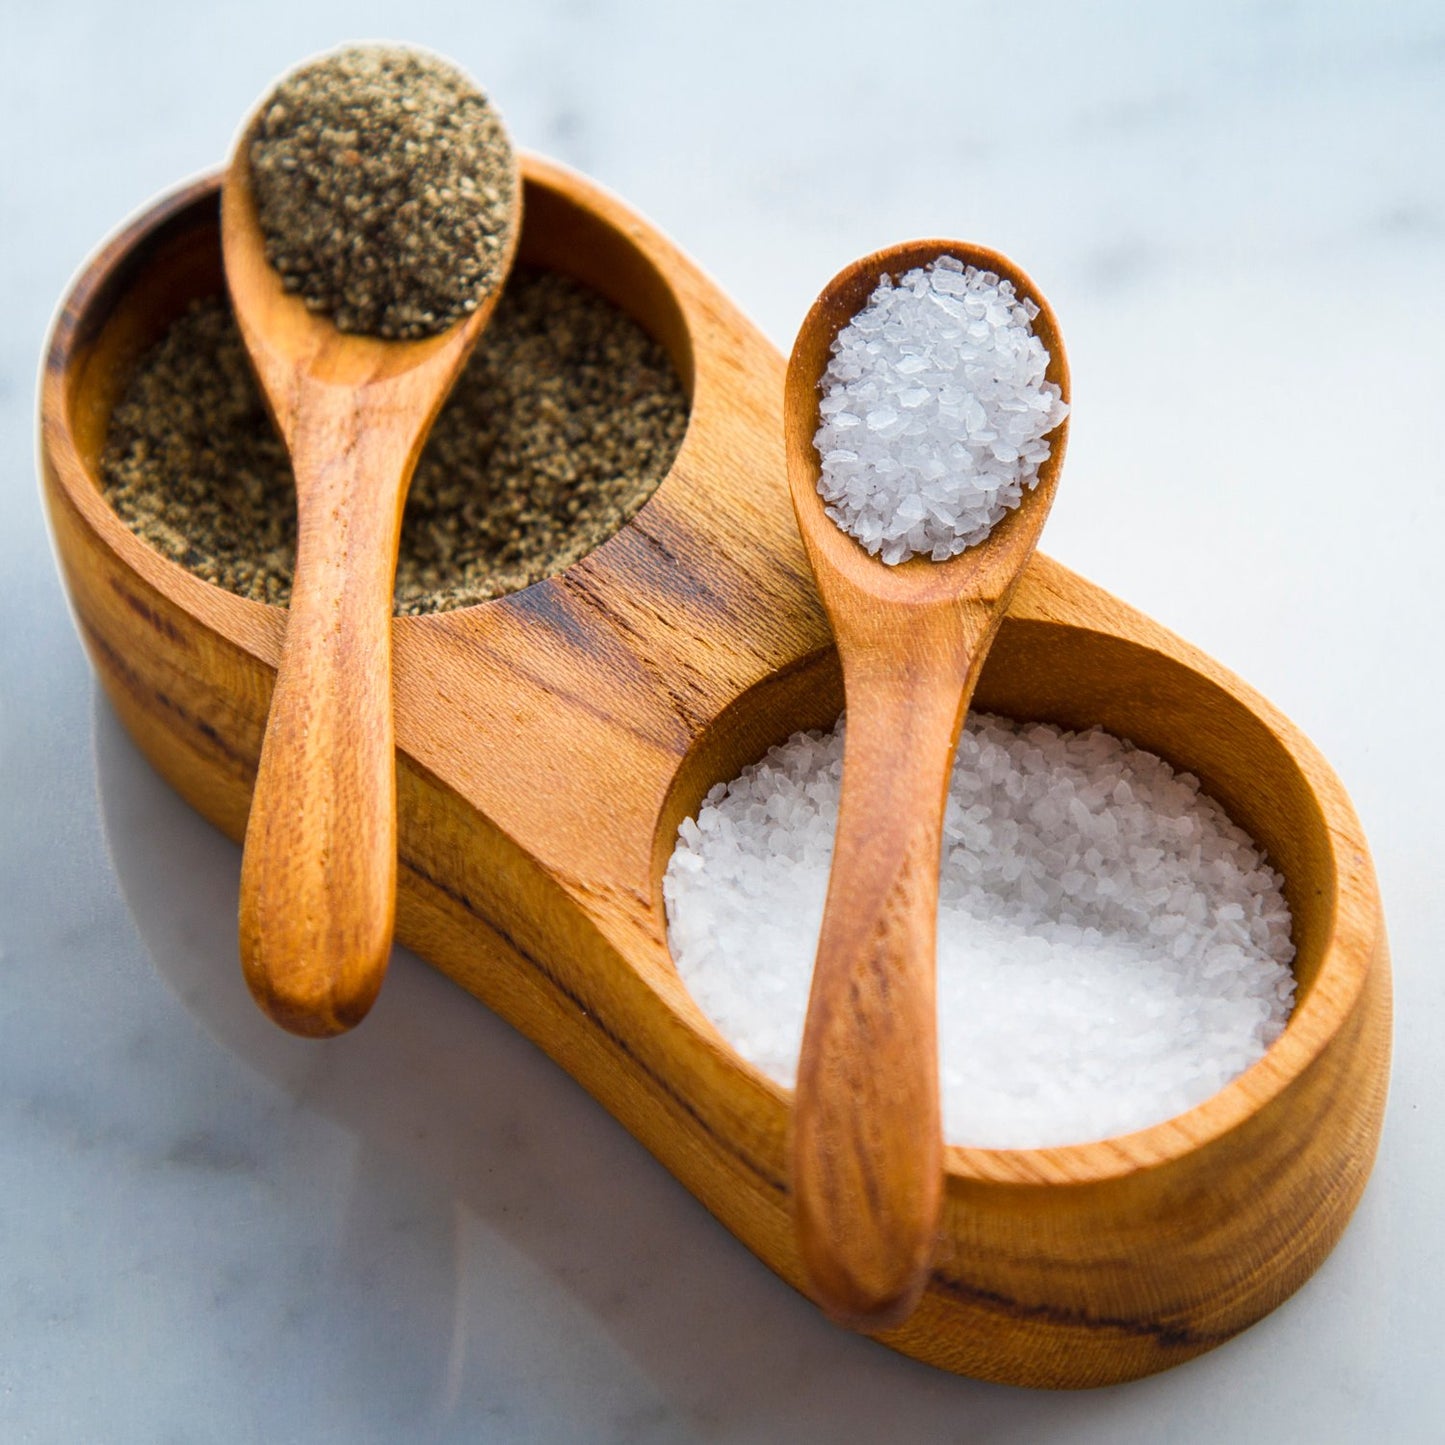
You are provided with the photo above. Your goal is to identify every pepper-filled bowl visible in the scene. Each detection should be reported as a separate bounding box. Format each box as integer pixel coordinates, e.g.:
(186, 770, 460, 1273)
(40, 163, 1390, 1389)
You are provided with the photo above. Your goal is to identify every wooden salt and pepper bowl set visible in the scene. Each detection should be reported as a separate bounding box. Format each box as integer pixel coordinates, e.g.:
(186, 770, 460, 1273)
(40, 155, 1390, 1389)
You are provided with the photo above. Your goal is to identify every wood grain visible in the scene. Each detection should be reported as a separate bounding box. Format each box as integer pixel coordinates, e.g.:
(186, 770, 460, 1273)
(784, 241, 1071, 1328)
(221, 128, 520, 1036)
(39, 161, 1391, 1388)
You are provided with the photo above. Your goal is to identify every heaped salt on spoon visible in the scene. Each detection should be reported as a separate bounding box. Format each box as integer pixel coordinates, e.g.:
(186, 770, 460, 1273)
(784, 241, 1070, 1330)
(223, 44, 521, 1037)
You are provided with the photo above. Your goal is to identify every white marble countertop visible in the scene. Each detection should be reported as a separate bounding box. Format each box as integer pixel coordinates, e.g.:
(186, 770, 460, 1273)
(3, 3, 1442, 1440)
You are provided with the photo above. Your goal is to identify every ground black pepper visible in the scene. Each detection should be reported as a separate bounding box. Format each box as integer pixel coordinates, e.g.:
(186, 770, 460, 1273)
(249, 44, 516, 339)
(100, 269, 689, 612)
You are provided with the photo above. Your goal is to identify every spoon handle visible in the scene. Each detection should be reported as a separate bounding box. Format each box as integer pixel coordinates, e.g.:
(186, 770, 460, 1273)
(792, 640, 976, 1330)
(238, 397, 410, 1038)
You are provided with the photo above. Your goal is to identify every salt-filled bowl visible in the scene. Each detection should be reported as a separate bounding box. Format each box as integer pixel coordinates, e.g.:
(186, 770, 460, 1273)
(40, 161, 1390, 1390)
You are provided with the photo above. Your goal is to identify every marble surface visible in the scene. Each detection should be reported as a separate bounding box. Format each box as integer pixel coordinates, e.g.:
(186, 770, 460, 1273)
(3, 3, 1442, 1440)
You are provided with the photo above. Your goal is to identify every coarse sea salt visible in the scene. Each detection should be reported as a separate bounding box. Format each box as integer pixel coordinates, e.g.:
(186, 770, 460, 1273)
(814, 256, 1067, 565)
(663, 714, 1296, 1149)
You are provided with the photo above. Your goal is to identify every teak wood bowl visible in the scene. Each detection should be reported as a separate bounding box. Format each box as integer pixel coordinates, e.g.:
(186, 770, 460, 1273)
(39, 158, 1391, 1390)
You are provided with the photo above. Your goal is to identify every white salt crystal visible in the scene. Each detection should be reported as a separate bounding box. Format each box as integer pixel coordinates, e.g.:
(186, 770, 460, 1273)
(813, 259, 1067, 565)
(663, 714, 1296, 1149)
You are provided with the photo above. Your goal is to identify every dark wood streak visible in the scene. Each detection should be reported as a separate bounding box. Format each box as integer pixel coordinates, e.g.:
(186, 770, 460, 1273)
(557, 568, 712, 740)
(925, 1270, 1236, 1351)
(422, 613, 685, 757)
(498, 577, 611, 661)
(78, 610, 254, 776)
(614, 509, 734, 617)
(109, 575, 188, 646)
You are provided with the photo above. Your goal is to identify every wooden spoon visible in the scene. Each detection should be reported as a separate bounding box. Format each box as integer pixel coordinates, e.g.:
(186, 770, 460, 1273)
(222, 113, 521, 1038)
(785, 240, 1071, 1330)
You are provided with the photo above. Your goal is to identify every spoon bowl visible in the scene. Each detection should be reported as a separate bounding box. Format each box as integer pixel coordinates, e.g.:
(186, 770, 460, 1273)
(784, 240, 1070, 1330)
(222, 95, 521, 1038)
